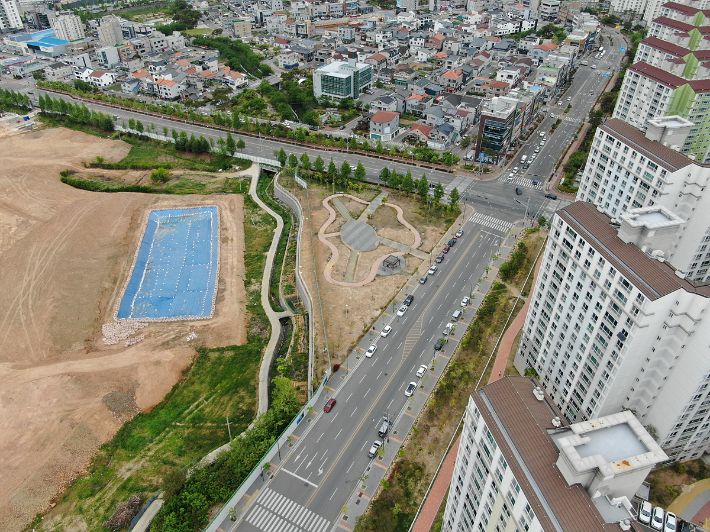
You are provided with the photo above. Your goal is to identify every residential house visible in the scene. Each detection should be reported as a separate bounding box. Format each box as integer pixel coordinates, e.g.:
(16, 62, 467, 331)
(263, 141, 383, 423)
(393, 67, 416, 86)
(405, 93, 431, 116)
(277, 50, 300, 69)
(529, 42, 557, 62)
(43, 61, 73, 81)
(370, 110, 400, 141)
(426, 33, 446, 50)
(440, 68, 464, 91)
(377, 67, 395, 84)
(496, 66, 520, 85)
(408, 122, 434, 143)
(156, 78, 183, 99)
(428, 122, 456, 149)
(444, 107, 473, 133)
(87, 70, 116, 87)
(364, 53, 388, 71)
(220, 66, 248, 89)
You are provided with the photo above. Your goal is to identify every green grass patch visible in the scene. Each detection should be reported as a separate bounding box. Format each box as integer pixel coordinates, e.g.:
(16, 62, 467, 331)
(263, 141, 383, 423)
(183, 27, 213, 36)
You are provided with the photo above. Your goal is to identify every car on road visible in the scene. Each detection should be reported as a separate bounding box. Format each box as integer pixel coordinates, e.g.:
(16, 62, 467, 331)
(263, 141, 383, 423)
(506, 174, 514, 182)
(442, 245, 450, 254)
(428, 265, 438, 275)
(638, 501, 652, 525)
(523, 163, 530, 169)
(540, 132, 546, 137)
(545, 193, 558, 200)
(448, 238, 456, 246)
(405, 382, 417, 397)
(532, 180, 539, 186)
(461, 296, 470, 306)
(404, 294, 414, 306)
(540, 140, 545, 146)
(381, 325, 392, 337)
(515, 187, 523, 195)
(567, 96, 572, 100)
(664, 512, 677, 532)
(443, 322, 453, 336)
(419, 275, 427, 284)
(455, 229, 464, 238)
(396, 305, 408, 317)
(435, 337, 445, 350)
(365, 344, 377, 357)
(435, 254, 444, 263)
(534, 147, 540, 153)
(367, 440, 382, 458)
(513, 167, 520, 173)
(652, 507, 665, 530)
(416, 365, 428, 378)
(324, 398, 337, 412)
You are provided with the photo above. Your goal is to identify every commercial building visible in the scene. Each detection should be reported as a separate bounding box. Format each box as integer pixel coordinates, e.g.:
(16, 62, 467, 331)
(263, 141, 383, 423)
(313, 51, 372, 99)
(442, 377, 666, 532)
(233, 18, 252, 40)
(474, 96, 518, 164)
(0, 0, 22, 31)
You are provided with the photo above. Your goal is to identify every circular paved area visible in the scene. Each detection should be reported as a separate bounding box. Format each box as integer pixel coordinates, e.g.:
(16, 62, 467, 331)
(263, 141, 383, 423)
(341, 220, 379, 251)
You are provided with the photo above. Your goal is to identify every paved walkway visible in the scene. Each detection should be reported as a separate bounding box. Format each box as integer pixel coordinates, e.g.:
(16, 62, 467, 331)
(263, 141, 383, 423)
(379, 236, 429, 260)
(332, 196, 355, 221)
(358, 191, 387, 221)
(669, 478, 710, 527)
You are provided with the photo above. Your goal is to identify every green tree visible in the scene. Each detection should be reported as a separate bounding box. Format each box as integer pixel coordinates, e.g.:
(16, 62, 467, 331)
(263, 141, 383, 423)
(128, 117, 135, 130)
(162, 126, 169, 137)
(236, 138, 246, 151)
(300, 152, 311, 171)
(225, 132, 236, 155)
(450, 187, 460, 205)
(150, 167, 171, 184)
(417, 173, 429, 198)
(388, 170, 402, 190)
(314, 155, 325, 173)
(401, 170, 414, 193)
(288, 153, 298, 168)
(433, 182, 445, 204)
(379, 167, 390, 184)
(277, 148, 287, 167)
(176, 130, 188, 151)
(340, 160, 352, 182)
(354, 161, 366, 181)
(327, 158, 338, 178)
(296, 128, 307, 142)
(135, 120, 144, 133)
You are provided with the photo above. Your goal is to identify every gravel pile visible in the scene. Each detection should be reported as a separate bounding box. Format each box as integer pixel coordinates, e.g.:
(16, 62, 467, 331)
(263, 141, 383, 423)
(102, 320, 147, 345)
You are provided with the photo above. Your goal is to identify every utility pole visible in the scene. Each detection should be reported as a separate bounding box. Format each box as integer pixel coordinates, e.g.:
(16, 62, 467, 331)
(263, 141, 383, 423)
(226, 417, 232, 440)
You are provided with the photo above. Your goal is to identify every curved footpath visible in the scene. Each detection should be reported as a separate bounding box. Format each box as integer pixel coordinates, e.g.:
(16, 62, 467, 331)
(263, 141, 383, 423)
(247, 165, 292, 414)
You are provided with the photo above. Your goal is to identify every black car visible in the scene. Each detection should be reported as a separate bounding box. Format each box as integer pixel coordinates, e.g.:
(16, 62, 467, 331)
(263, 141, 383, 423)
(434, 337, 445, 350)
(545, 193, 557, 200)
(448, 238, 456, 247)
(435, 254, 445, 263)
(404, 294, 414, 306)
(515, 187, 523, 195)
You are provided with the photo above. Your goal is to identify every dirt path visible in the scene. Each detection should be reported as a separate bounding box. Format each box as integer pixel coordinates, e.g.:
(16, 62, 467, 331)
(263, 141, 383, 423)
(0, 127, 247, 531)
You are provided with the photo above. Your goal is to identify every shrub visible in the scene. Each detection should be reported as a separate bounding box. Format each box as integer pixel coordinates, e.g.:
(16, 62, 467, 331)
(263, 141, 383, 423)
(151, 167, 171, 184)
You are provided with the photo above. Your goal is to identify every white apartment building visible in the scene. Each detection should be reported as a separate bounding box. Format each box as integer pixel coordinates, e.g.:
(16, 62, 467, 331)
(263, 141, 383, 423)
(97, 16, 123, 47)
(515, 199, 710, 461)
(577, 117, 710, 282)
(0, 0, 22, 30)
(610, 0, 647, 15)
(443, 377, 666, 532)
(49, 13, 84, 42)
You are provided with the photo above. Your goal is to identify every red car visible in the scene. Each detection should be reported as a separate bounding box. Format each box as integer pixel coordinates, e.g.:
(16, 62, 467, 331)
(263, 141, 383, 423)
(442, 245, 450, 254)
(324, 398, 337, 412)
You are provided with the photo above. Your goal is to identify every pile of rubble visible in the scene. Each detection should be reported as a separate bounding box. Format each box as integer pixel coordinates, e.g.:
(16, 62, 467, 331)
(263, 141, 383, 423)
(102, 320, 147, 345)
(125, 334, 145, 347)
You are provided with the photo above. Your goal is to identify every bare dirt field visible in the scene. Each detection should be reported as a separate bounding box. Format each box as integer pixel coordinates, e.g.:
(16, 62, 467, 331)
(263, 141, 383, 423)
(0, 127, 247, 532)
(281, 176, 449, 375)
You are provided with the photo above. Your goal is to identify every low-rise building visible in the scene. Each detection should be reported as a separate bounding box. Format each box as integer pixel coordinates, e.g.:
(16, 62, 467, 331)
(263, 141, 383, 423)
(87, 70, 116, 88)
(156, 78, 183, 99)
(314, 51, 372, 99)
(43, 61, 73, 82)
(370, 110, 399, 141)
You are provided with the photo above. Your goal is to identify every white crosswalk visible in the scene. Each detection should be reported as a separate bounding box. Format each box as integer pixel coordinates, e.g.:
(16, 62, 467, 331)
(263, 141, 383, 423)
(497, 174, 544, 190)
(443, 175, 470, 195)
(245, 488, 331, 532)
(468, 212, 513, 234)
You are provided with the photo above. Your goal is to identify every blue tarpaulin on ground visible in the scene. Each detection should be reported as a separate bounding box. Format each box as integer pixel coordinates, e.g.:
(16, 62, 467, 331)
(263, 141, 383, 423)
(118, 207, 219, 320)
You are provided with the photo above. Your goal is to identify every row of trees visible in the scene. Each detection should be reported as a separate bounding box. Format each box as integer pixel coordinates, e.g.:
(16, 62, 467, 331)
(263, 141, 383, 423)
(38, 93, 115, 131)
(0, 89, 31, 114)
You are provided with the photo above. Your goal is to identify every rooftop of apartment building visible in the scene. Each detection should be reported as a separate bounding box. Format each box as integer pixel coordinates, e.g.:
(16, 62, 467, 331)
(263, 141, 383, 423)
(558, 201, 710, 300)
(475, 377, 664, 532)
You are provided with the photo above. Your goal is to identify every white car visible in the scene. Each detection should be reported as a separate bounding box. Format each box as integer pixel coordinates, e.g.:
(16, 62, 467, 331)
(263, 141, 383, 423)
(506, 174, 514, 182)
(367, 440, 382, 458)
(404, 382, 417, 397)
(365, 344, 377, 357)
(381, 325, 392, 337)
(664, 512, 677, 532)
(652, 507, 664, 530)
(428, 265, 438, 275)
(638, 501, 652, 525)
(461, 297, 470, 307)
(512, 167, 520, 173)
(534, 147, 540, 153)
(396, 305, 408, 317)
(416, 365, 427, 378)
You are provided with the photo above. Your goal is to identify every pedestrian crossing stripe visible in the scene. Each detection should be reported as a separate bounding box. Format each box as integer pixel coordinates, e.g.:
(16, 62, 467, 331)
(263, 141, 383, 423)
(497, 175, 544, 189)
(246, 488, 331, 532)
(468, 212, 513, 234)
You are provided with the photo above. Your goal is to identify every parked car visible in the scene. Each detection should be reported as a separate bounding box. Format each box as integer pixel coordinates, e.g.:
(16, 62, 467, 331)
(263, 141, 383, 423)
(455, 229, 464, 238)
(448, 238, 456, 247)
(652, 506, 665, 530)
(637, 501, 652, 525)
(436, 253, 445, 263)
(419, 275, 427, 284)
(534, 147, 540, 153)
(461, 296, 470, 307)
(442, 245, 450, 254)
(324, 398, 337, 412)
(428, 265, 438, 275)
(664, 512, 677, 532)
(416, 364, 427, 378)
(435, 337, 445, 350)
(368, 440, 382, 458)
(381, 325, 392, 337)
(396, 305, 408, 317)
(404, 382, 417, 397)
(365, 344, 377, 357)
(404, 294, 414, 306)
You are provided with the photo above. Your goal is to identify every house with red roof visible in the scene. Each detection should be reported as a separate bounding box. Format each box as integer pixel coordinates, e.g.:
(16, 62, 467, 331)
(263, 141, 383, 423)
(370, 110, 400, 142)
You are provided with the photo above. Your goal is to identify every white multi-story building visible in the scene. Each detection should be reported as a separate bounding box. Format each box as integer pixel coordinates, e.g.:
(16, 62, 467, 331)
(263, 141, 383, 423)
(515, 198, 710, 461)
(610, 0, 647, 15)
(49, 13, 84, 42)
(313, 52, 372, 99)
(442, 377, 666, 532)
(0, 0, 22, 31)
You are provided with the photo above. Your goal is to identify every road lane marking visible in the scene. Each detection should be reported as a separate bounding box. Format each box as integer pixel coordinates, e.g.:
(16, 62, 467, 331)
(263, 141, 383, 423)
(350, 407, 357, 417)
(316, 433, 324, 442)
(280, 468, 319, 488)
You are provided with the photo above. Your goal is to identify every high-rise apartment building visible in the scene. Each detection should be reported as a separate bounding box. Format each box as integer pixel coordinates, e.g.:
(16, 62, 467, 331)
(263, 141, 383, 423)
(0, 0, 22, 31)
(49, 13, 85, 42)
(442, 377, 666, 532)
(96, 15, 124, 47)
